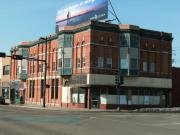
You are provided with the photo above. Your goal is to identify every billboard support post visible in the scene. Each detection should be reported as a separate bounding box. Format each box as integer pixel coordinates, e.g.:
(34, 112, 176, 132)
(108, 0, 121, 24)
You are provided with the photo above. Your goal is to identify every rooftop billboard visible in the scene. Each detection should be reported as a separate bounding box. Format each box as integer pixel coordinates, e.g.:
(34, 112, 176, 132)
(56, 0, 108, 32)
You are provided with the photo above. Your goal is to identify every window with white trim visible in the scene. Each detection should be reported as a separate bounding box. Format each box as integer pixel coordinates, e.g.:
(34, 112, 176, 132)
(77, 58, 81, 68)
(82, 57, 86, 67)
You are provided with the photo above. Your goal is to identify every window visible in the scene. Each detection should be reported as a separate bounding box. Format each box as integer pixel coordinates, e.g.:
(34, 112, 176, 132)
(143, 61, 148, 72)
(52, 62, 56, 71)
(109, 37, 112, 43)
(55, 79, 59, 99)
(59, 34, 73, 47)
(58, 35, 64, 47)
(29, 80, 35, 98)
(64, 58, 71, 68)
(32, 80, 35, 98)
(100, 36, 104, 41)
(51, 79, 59, 99)
(38, 64, 43, 72)
(29, 81, 31, 98)
(121, 59, 128, 69)
(82, 57, 86, 67)
(51, 79, 55, 99)
(32, 60, 35, 73)
(82, 41, 85, 45)
(17, 66, 21, 74)
(41, 80, 44, 98)
(120, 34, 130, 47)
(64, 34, 73, 47)
(76, 42, 80, 46)
(150, 63, 155, 72)
(130, 58, 138, 69)
(130, 35, 139, 48)
(30, 65, 33, 74)
(3, 65, 10, 75)
(77, 58, 81, 68)
(106, 58, 112, 68)
(58, 59, 62, 68)
(98, 57, 104, 68)
(22, 65, 27, 74)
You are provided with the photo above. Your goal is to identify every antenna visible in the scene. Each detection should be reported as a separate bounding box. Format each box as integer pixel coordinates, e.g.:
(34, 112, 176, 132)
(108, 0, 121, 24)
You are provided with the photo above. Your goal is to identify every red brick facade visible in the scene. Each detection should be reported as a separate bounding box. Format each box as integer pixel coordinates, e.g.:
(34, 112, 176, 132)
(10, 21, 173, 109)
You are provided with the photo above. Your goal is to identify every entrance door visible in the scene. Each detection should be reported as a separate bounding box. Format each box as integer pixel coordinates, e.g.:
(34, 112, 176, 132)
(10, 89, 15, 103)
(91, 90, 100, 109)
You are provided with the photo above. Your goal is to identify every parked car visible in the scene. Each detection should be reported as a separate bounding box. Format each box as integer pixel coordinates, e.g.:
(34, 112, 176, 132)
(0, 96, 5, 104)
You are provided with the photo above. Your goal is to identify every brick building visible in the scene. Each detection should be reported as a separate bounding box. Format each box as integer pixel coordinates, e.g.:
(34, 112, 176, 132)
(0, 57, 11, 103)
(10, 42, 32, 103)
(172, 67, 180, 107)
(10, 21, 173, 109)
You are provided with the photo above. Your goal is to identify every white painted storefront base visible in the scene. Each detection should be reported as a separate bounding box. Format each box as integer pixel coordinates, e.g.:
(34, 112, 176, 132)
(100, 95, 160, 105)
(62, 87, 71, 103)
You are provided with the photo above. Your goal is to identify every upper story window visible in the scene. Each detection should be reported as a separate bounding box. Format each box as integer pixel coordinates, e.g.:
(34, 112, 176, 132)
(3, 65, 10, 75)
(58, 35, 64, 47)
(64, 58, 71, 68)
(106, 58, 112, 68)
(97, 57, 104, 68)
(143, 61, 148, 72)
(109, 37, 112, 43)
(145, 42, 148, 48)
(120, 34, 130, 47)
(59, 34, 73, 47)
(77, 58, 81, 68)
(152, 44, 155, 49)
(52, 62, 56, 71)
(150, 63, 155, 72)
(58, 58, 62, 68)
(130, 58, 138, 70)
(38, 64, 43, 72)
(82, 41, 85, 45)
(100, 36, 104, 41)
(121, 59, 128, 69)
(143, 61, 155, 73)
(130, 35, 139, 48)
(82, 57, 86, 67)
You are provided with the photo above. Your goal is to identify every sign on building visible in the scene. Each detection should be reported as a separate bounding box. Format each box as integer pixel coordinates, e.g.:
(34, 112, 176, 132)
(56, 0, 108, 32)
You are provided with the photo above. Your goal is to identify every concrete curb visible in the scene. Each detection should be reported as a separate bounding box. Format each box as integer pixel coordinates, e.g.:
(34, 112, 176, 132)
(10, 104, 180, 113)
(134, 108, 180, 113)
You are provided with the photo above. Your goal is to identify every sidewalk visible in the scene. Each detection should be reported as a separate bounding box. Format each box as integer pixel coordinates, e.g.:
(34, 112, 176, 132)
(10, 104, 180, 113)
(9, 104, 124, 112)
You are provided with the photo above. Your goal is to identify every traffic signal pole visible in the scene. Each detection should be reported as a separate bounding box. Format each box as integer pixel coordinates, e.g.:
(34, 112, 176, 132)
(115, 70, 120, 111)
(117, 83, 121, 111)
(115, 70, 124, 111)
(39, 37, 48, 108)
(43, 38, 48, 108)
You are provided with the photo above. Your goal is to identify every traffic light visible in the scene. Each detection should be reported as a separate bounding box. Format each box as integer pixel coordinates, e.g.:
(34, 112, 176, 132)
(120, 76, 124, 84)
(0, 52, 6, 57)
(115, 71, 120, 85)
(12, 55, 23, 60)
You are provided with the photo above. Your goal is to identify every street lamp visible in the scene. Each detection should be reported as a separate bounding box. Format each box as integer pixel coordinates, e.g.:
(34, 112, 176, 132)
(39, 37, 48, 108)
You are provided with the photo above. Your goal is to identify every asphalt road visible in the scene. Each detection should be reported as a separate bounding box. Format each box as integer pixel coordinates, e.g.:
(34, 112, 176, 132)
(0, 105, 180, 135)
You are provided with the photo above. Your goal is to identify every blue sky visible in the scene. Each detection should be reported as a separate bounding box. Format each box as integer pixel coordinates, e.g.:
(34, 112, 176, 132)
(0, 0, 180, 66)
